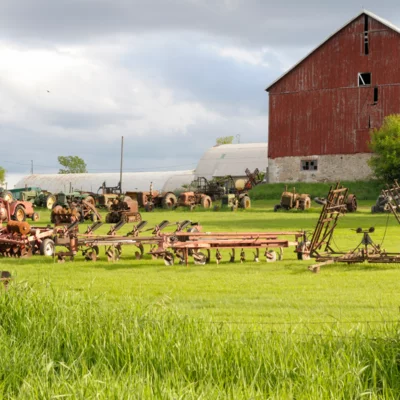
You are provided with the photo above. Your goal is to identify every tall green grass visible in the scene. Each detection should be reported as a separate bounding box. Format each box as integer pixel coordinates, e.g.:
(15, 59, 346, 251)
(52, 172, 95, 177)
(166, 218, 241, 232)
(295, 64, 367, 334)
(1, 283, 400, 399)
(250, 180, 384, 200)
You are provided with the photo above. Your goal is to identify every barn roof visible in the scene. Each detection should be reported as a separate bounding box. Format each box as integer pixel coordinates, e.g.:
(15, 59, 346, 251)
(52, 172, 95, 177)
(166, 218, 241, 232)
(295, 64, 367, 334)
(266, 10, 400, 92)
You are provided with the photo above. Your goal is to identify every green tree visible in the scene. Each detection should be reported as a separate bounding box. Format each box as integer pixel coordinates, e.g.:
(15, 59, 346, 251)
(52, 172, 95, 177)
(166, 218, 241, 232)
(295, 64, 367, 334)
(58, 156, 87, 174)
(368, 115, 400, 182)
(216, 136, 234, 145)
(0, 167, 5, 184)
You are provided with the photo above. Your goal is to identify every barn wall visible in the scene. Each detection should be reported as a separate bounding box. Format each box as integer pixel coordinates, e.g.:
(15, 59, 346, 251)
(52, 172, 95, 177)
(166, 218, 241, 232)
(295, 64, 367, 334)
(268, 14, 400, 160)
(268, 153, 373, 183)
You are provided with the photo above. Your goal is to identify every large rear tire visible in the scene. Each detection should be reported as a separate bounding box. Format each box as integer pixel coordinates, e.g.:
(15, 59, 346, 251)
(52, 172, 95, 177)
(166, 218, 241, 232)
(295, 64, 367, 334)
(201, 195, 212, 209)
(162, 193, 177, 210)
(46, 195, 57, 210)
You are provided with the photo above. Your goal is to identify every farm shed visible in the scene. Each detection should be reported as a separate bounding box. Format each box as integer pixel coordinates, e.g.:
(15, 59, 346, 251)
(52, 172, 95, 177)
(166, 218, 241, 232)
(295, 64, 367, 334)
(194, 143, 268, 180)
(266, 10, 400, 183)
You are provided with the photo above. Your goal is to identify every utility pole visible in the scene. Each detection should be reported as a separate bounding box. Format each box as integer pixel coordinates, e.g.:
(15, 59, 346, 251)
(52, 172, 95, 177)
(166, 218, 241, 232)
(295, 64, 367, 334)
(31, 160, 33, 174)
(119, 136, 124, 194)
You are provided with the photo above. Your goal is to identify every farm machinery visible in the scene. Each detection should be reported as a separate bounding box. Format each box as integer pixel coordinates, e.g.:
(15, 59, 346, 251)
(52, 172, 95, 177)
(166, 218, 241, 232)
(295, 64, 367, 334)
(296, 182, 400, 272)
(126, 182, 177, 212)
(96, 182, 121, 209)
(0, 198, 39, 222)
(178, 168, 262, 210)
(105, 196, 142, 223)
(9, 187, 56, 210)
(51, 198, 101, 225)
(275, 185, 357, 212)
(0, 220, 56, 257)
(53, 217, 303, 265)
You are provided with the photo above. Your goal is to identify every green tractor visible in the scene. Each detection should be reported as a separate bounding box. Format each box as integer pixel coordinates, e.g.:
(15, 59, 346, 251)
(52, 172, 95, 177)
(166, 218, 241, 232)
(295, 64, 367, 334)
(9, 187, 56, 210)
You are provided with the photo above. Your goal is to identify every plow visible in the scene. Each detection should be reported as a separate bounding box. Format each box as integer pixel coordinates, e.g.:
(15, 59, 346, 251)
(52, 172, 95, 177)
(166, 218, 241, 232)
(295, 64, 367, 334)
(53, 217, 304, 265)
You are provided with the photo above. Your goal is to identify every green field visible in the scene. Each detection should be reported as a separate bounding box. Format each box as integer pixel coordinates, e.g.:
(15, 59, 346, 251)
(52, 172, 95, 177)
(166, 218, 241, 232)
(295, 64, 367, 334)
(2, 198, 400, 398)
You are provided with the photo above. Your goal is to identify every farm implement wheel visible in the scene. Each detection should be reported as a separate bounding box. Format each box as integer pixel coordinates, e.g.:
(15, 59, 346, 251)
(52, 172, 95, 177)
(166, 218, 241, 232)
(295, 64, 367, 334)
(265, 250, 277, 262)
(14, 206, 26, 222)
(163, 251, 174, 266)
(40, 238, 55, 256)
(193, 251, 207, 265)
(31, 212, 39, 222)
(106, 246, 120, 262)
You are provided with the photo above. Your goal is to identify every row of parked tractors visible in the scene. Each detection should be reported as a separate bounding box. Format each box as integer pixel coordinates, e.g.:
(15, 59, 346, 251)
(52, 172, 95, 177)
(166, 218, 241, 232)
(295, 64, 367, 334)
(0, 169, 264, 224)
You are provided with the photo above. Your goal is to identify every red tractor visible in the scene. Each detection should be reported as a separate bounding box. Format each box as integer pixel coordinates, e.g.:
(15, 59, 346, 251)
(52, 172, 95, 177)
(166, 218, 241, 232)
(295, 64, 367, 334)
(0, 198, 39, 223)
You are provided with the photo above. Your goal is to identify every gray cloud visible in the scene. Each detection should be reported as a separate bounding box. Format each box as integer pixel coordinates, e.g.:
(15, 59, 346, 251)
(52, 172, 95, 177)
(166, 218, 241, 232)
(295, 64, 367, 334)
(1, 1, 399, 47)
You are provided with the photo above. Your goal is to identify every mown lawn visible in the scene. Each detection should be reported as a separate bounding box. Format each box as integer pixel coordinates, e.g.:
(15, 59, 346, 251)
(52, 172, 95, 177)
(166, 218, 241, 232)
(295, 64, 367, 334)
(2, 200, 400, 325)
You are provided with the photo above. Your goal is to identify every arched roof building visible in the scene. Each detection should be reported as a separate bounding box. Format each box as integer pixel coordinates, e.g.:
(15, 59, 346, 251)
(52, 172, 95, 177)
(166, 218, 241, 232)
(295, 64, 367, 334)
(194, 143, 268, 179)
(14, 143, 267, 193)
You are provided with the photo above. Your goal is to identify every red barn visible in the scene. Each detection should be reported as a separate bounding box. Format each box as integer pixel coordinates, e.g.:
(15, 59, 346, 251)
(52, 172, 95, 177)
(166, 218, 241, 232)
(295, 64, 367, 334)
(266, 10, 400, 182)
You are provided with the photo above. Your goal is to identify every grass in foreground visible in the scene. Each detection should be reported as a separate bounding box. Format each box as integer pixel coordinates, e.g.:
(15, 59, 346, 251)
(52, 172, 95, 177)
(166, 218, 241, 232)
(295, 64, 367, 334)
(1, 201, 400, 397)
(1, 284, 400, 399)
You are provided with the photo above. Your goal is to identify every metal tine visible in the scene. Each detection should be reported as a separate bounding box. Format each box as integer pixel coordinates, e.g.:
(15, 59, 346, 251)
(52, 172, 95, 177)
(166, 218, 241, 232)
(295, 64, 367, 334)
(66, 220, 80, 232)
(107, 220, 126, 235)
(175, 220, 191, 232)
(85, 221, 103, 235)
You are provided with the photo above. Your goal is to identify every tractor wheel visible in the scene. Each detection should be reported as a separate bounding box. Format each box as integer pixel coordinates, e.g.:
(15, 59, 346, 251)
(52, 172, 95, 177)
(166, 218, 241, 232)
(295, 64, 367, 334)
(46, 195, 57, 210)
(240, 196, 251, 209)
(14, 205, 26, 222)
(31, 212, 40, 222)
(162, 193, 177, 210)
(145, 202, 154, 212)
(346, 194, 357, 213)
(299, 197, 311, 210)
(201, 195, 212, 209)
(3, 191, 13, 203)
(40, 238, 55, 256)
(273, 204, 281, 212)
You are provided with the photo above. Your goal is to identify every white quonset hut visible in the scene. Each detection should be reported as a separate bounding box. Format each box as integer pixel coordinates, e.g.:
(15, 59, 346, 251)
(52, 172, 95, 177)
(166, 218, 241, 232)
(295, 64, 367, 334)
(14, 171, 195, 194)
(14, 143, 268, 193)
(194, 143, 268, 180)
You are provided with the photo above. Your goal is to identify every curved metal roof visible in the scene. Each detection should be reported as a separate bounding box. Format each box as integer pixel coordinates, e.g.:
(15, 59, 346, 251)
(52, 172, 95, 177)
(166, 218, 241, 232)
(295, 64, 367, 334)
(194, 143, 268, 179)
(14, 171, 195, 194)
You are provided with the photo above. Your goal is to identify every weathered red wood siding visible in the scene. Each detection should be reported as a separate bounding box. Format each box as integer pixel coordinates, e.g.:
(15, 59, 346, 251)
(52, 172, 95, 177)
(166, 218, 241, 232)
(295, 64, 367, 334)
(268, 14, 400, 159)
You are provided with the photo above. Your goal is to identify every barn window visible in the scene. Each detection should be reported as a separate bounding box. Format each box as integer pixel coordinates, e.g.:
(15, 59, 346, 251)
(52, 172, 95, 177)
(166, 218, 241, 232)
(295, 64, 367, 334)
(301, 160, 318, 171)
(358, 72, 371, 86)
(374, 87, 379, 103)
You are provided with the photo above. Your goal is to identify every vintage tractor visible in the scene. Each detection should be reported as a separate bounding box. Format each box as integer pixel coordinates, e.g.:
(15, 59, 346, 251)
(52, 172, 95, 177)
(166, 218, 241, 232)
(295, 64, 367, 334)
(274, 187, 311, 211)
(33, 192, 57, 210)
(105, 196, 142, 223)
(9, 186, 56, 210)
(126, 182, 178, 212)
(177, 192, 213, 210)
(96, 182, 121, 209)
(51, 199, 101, 225)
(0, 198, 39, 222)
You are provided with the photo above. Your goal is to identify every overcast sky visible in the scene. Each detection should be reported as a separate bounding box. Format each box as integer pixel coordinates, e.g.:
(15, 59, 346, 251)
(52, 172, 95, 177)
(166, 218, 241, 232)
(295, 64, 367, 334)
(1, 0, 400, 187)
